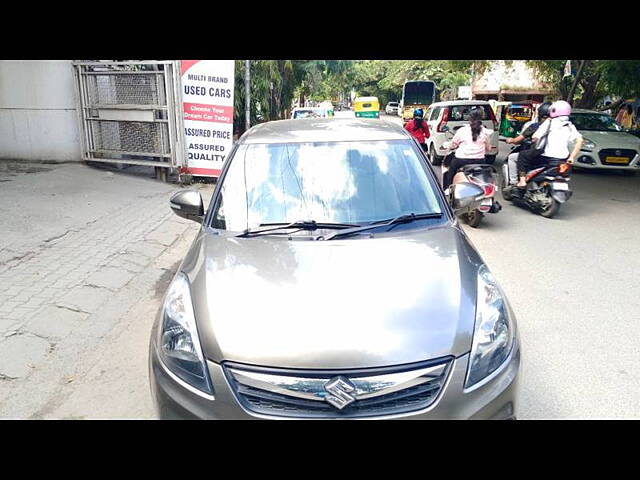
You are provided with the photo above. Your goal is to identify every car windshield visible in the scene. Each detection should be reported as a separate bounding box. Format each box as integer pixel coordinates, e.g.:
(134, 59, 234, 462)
(448, 105, 493, 121)
(294, 109, 322, 119)
(211, 140, 444, 233)
(570, 113, 622, 132)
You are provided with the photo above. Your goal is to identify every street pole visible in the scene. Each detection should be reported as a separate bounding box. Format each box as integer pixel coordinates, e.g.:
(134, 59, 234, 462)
(245, 60, 250, 131)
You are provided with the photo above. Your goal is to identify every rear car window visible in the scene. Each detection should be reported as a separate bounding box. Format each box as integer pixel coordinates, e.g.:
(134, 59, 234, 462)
(447, 105, 493, 122)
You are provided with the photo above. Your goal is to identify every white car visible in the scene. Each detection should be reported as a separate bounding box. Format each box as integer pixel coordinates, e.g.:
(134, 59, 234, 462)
(385, 102, 399, 115)
(570, 109, 640, 173)
(424, 101, 500, 166)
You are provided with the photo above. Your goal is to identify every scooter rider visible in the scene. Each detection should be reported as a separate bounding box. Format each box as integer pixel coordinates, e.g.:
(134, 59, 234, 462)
(442, 107, 492, 190)
(504, 101, 552, 186)
(404, 108, 430, 152)
(516, 100, 583, 188)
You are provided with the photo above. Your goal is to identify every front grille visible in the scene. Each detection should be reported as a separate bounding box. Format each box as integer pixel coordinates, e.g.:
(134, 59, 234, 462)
(224, 358, 452, 419)
(598, 149, 637, 165)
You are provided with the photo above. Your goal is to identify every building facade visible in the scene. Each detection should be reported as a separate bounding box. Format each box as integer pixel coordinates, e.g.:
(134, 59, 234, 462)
(472, 61, 554, 103)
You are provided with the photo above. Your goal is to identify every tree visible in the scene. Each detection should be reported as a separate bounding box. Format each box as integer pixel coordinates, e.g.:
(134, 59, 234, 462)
(526, 60, 640, 110)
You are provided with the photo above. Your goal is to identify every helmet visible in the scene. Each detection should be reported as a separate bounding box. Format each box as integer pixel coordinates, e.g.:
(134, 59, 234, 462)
(550, 100, 572, 118)
(537, 101, 553, 119)
(413, 108, 424, 118)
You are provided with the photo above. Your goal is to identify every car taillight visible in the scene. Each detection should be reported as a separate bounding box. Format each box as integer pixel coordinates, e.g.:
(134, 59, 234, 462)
(483, 183, 495, 196)
(558, 163, 571, 175)
(437, 108, 449, 132)
(468, 177, 494, 196)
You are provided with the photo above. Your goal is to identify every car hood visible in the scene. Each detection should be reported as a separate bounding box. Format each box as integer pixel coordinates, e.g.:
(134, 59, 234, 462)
(184, 226, 482, 369)
(579, 130, 640, 149)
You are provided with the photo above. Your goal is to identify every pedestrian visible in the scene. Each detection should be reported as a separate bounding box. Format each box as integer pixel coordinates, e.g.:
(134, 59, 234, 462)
(441, 107, 492, 191)
(616, 104, 627, 125)
(621, 104, 634, 129)
(604, 100, 612, 116)
(403, 108, 430, 152)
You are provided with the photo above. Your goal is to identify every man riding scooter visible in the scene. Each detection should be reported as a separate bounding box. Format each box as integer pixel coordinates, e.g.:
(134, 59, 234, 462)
(503, 101, 552, 187)
(502, 100, 583, 218)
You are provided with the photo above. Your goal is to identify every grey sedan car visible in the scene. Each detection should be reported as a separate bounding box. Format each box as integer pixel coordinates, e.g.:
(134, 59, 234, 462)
(149, 118, 520, 419)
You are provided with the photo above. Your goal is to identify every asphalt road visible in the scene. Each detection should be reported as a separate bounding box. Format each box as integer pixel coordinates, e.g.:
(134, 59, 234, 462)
(374, 109, 640, 418)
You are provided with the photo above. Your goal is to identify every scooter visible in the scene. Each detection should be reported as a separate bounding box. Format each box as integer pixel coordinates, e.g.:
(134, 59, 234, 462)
(501, 149, 572, 218)
(442, 152, 501, 228)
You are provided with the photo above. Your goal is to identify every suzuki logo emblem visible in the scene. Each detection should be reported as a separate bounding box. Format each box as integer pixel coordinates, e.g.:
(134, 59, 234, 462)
(616, 150, 622, 156)
(324, 376, 356, 410)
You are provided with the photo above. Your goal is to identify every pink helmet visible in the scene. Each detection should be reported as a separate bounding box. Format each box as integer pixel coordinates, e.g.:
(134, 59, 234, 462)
(550, 100, 572, 118)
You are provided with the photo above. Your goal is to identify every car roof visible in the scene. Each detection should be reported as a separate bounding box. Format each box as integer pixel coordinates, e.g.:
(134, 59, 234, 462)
(429, 100, 491, 107)
(239, 118, 411, 144)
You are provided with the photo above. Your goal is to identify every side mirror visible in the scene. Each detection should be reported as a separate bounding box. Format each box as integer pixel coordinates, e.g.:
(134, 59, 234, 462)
(441, 125, 449, 132)
(450, 182, 485, 216)
(170, 190, 204, 223)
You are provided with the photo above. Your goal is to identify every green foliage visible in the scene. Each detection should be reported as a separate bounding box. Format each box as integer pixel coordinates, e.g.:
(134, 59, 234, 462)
(526, 60, 640, 108)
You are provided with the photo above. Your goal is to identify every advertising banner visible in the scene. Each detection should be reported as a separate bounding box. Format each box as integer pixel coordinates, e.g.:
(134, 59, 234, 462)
(180, 60, 235, 177)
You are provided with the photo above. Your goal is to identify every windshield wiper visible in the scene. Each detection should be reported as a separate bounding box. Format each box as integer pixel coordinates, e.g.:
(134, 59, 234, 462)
(320, 212, 443, 241)
(236, 220, 361, 238)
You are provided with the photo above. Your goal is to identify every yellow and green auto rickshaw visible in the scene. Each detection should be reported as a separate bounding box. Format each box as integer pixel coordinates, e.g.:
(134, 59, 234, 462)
(496, 101, 537, 138)
(353, 96, 380, 118)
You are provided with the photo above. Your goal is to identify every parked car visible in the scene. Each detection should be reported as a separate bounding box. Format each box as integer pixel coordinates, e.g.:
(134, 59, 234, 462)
(149, 118, 521, 420)
(424, 101, 500, 166)
(570, 109, 640, 173)
(385, 102, 399, 115)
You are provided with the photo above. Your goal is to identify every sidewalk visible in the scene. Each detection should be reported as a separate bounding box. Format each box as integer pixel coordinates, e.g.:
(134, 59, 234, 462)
(0, 161, 213, 418)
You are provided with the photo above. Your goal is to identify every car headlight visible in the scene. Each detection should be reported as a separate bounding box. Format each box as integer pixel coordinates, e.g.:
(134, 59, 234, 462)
(465, 265, 515, 389)
(158, 272, 213, 395)
(581, 138, 596, 151)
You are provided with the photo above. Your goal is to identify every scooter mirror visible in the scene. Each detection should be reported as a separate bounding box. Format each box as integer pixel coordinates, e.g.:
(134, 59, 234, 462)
(451, 182, 485, 216)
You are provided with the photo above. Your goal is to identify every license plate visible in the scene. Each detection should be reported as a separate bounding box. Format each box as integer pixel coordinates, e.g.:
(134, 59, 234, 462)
(553, 182, 569, 191)
(481, 198, 493, 206)
(606, 156, 630, 164)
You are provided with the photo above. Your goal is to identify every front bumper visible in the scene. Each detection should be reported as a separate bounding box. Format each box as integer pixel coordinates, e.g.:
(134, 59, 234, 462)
(149, 341, 520, 420)
(576, 149, 640, 169)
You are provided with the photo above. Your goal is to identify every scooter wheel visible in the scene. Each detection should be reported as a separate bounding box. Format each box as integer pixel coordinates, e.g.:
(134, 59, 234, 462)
(466, 210, 484, 228)
(502, 187, 514, 201)
(539, 198, 561, 218)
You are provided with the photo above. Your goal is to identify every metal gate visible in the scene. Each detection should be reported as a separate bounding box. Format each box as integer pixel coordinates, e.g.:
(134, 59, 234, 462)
(73, 61, 184, 181)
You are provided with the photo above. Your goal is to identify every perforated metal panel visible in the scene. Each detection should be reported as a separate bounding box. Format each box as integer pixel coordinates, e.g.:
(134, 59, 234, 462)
(74, 61, 183, 170)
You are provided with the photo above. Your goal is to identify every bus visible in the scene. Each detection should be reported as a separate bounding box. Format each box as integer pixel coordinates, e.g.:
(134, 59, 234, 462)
(400, 80, 437, 123)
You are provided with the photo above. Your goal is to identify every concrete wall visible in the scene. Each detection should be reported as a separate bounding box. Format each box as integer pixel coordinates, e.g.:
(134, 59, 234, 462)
(0, 60, 82, 162)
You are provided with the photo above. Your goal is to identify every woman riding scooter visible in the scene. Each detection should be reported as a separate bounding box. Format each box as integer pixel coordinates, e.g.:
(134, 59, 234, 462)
(442, 107, 492, 191)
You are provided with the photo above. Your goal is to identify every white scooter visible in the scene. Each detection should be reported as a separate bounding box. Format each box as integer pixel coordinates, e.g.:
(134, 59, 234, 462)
(441, 149, 501, 228)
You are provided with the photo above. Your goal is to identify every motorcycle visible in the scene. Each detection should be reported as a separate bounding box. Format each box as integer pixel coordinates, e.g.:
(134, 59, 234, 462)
(442, 152, 502, 228)
(501, 148, 572, 218)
